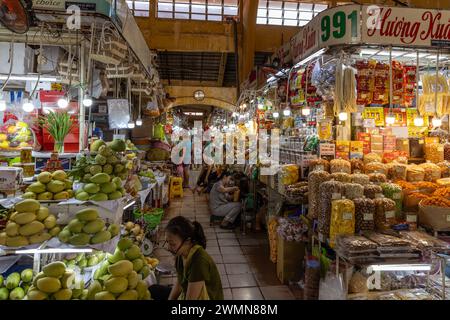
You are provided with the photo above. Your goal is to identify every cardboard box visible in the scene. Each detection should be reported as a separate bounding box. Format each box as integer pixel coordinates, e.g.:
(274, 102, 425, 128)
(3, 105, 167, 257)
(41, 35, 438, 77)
(276, 236, 305, 284)
(0, 167, 22, 190)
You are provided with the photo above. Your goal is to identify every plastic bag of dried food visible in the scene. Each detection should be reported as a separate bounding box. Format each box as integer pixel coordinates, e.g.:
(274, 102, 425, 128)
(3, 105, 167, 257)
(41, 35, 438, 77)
(374, 197, 397, 230)
(348, 271, 369, 294)
(425, 143, 444, 163)
(381, 183, 403, 219)
(309, 158, 330, 173)
(365, 162, 388, 175)
(418, 162, 442, 181)
(330, 159, 351, 174)
(318, 180, 343, 237)
(350, 159, 364, 174)
(351, 173, 370, 185)
(329, 198, 355, 247)
(444, 143, 450, 161)
(387, 162, 407, 181)
(368, 173, 387, 184)
(436, 161, 450, 178)
(354, 197, 376, 232)
(364, 184, 383, 199)
(364, 153, 382, 165)
(406, 164, 425, 182)
(344, 183, 364, 200)
(281, 165, 300, 185)
(308, 171, 331, 219)
(330, 172, 352, 183)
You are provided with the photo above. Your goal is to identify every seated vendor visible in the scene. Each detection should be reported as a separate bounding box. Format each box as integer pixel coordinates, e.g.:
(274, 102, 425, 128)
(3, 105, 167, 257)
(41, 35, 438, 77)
(209, 171, 241, 229)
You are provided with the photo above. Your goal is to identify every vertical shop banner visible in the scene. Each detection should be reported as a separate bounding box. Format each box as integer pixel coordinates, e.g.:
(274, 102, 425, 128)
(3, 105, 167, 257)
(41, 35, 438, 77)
(317, 5, 361, 48)
(362, 5, 450, 47)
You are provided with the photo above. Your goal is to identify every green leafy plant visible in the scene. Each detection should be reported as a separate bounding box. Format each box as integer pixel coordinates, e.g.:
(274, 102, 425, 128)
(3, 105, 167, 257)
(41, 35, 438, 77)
(39, 111, 74, 153)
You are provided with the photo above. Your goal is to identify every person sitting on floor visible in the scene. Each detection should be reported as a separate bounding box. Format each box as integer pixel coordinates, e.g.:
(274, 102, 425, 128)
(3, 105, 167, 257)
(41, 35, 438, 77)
(209, 171, 242, 229)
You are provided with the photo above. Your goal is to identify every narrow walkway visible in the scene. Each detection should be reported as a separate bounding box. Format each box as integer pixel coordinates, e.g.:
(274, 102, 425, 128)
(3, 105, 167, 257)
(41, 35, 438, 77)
(154, 191, 302, 300)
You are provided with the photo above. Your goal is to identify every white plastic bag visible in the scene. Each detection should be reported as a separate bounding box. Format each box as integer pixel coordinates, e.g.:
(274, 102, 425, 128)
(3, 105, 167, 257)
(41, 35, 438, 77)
(319, 273, 347, 300)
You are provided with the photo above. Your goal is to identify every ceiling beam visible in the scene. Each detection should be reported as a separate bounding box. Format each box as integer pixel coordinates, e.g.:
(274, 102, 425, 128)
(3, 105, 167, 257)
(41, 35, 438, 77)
(217, 52, 228, 87)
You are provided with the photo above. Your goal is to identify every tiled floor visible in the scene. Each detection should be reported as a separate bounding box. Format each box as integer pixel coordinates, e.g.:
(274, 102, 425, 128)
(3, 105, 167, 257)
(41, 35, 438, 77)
(154, 190, 299, 300)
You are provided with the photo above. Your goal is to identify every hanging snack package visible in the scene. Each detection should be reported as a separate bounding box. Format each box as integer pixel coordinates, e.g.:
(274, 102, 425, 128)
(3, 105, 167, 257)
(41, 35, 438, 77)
(308, 171, 331, 219)
(374, 197, 397, 230)
(318, 181, 343, 238)
(336, 141, 350, 160)
(329, 198, 355, 248)
(381, 183, 403, 219)
(330, 159, 351, 174)
(354, 197, 376, 233)
(356, 60, 375, 105)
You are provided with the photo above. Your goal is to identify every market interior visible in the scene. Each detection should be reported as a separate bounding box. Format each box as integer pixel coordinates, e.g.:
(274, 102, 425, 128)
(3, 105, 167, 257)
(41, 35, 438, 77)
(2, 0, 450, 302)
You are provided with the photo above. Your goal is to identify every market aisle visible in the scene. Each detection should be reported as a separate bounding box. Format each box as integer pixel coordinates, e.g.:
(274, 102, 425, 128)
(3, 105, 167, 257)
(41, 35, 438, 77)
(154, 191, 301, 300)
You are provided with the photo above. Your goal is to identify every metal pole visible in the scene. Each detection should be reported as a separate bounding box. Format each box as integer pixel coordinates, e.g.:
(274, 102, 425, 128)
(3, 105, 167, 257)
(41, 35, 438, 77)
(435, 50, 440, 120)
(416, 51, 419, 110)
(389, 46, 393, 109)
(79, 43, 86, 151)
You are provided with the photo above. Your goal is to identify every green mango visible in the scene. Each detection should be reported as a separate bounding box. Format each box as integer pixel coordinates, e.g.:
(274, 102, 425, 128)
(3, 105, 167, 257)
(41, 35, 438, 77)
(89, 193, 108, 202)
(83, 183, 100, 194)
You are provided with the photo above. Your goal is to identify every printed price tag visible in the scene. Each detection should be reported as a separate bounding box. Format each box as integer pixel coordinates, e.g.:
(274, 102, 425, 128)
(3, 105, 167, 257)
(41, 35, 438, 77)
(332, 193, 341, 200)
(343, 212, 353, 220)
(407, 215, 417, 223)
(364, 213, 374, 221)
(385, 211, 395, 219)
(393, 192, 402, 200)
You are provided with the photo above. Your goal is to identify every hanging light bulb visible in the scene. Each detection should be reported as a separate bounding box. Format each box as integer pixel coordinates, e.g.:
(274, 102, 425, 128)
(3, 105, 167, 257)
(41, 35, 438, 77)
(302, 107, 311, 116)
(283, 108, 291, 116)
(58, 97, 69, 108)
(22, 99, 34, 112)
(136, 118, 143, 126)
(414, 115, 424, 127)
(432, 117, 442, 127)
(338, 112, 348, 121)
(127, 121, 135, 129)
(273, 111, 279, 118)
(82, 96, 93, 107)
(385, 112, 396, 125)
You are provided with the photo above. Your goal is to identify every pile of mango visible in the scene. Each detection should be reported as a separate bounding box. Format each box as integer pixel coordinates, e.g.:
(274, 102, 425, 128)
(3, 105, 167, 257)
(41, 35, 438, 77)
(88, 238, 151, 300)
(75, 173, 125, 202)
(70, 140, 132, 186)
(23, 171, 73, 201)
(63, 250, 106, 271)
(0, 199, 60, 247)
(26, 262, 85, 300)
(0, 269, 33, 300)
(58, 208, 119, 246)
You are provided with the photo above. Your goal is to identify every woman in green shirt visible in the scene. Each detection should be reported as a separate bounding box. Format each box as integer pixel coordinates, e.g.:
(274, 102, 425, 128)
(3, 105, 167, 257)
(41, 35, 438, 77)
(166, 216, 224, 300)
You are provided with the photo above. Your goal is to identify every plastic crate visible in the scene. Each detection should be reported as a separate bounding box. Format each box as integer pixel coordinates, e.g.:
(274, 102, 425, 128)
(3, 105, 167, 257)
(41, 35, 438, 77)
(143, 208, 164, 230)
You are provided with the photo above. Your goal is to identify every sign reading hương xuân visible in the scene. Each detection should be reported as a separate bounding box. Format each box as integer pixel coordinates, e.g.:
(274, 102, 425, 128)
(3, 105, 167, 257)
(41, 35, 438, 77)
(362, 5, 450, 47)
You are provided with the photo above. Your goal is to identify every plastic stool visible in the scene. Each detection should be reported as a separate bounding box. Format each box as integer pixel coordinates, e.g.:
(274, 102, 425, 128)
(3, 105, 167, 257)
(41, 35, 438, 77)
(169, 176, 183, 199)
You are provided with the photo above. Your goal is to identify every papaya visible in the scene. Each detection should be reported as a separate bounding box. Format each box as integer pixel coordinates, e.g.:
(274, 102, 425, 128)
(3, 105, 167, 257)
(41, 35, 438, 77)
(43, 215, 57, 229)
(19, 221, 45, 236)
(108, 260, 133, 277)
(83, 219, 105, 234)
(37, 277, 61, 293)
(90, 230, 111, 244)
(69, 233, 91, 246)
(29, 232, 52, 244)
(43, 261, 66, 278)
(5, 222, 19, 237)
(89, 193, 108, 202)
(36, 207, 50, 221)
(105, 277, 128, 294)
(90, 173, 111, 184)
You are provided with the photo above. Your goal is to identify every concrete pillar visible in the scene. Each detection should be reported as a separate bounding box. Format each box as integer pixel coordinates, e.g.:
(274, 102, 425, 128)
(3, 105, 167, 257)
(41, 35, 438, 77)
(241, 0, 258, 86)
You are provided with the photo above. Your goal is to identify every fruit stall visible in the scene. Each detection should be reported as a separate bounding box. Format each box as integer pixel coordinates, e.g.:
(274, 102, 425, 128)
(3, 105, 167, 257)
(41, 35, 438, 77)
(0, 0, 169, 300)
